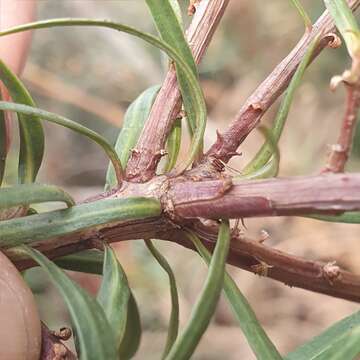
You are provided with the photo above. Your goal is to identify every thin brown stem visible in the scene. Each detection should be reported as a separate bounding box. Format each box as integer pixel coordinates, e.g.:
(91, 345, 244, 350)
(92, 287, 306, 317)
(125, 0, 230, 182)
(10, 215, 360, 303)
(204, 0, 360, 163)
(325, 84, 360, 172)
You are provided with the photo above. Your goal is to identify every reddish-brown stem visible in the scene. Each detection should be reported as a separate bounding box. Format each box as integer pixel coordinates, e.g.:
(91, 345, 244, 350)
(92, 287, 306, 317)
(325, 84, 360, 172)
(169, 173, 360, 219)
(10, 215, 360, 303)
(204, 0, 360, 163)
(125, 0, 230, 182)
(7, 173, 360, 303)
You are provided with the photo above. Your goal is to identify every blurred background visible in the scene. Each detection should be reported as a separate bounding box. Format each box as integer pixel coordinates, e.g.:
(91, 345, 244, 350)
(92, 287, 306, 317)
(5, 0, 360, 358)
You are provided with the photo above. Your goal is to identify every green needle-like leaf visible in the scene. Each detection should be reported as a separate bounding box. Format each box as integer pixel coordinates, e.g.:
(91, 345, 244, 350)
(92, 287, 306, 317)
(0, 59, 44, 184)
(169, 0, 183, 28)
(55, 250, 104, 274)
(0, 197, 161, 248)
(324, 0, 360, 59)
(165, 118, 182, 172)
(243, 37, 318, 175)
(165, 220, 230, 360)
(286, 310, 360, 360)
(289, 0, 312, 31)
(21, 245, 118, 360)
(189, 232, 283, 360)
(0, 101, 123, 185)
(105, 85, 160, 190)
(0, 18, 206, 172)
(304, 212, 360, 223)
(145, 240, 179, 358)
(146, 0, 200, 145)
(239, 126, 280, 180)
(118, 293, 142, 360)
(97, 245, 131, 352)
(0, 184, 75, 210)
(0, 106, 6, 186)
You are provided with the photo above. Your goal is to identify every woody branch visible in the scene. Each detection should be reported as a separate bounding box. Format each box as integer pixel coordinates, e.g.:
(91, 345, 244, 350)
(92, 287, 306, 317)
(204, 0, 360, 164)
(7, 172, 360, 303)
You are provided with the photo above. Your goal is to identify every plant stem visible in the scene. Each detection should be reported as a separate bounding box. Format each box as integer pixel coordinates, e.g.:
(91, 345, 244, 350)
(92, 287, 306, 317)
(325, 83, 360, 172)
(204, 0, 360, 164)
(125, 0, 230, 182)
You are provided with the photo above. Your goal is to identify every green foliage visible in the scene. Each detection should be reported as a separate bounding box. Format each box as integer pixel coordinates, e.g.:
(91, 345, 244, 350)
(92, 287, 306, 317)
(0, 59, 44, 184)
(0, 104, 6, 186)
(117, 293, 142, 360)
(105, 85, 160, 190)
(22, 245, 118, 360)
(146, 0, 199, 139)
(145, 240, 179, 358)
(0, 184, 75, 210)
(286, 311, 360, 359)
(305, 212, 360, 223)
(166, 220, 230, 360)
(97, 245, 135, 355)
(238, 126, 280, 180)
(190, 232, 283, 360)
(324, 0, 360, 59)
(165, 118, 182, 172)
(54, 250, 104, 274)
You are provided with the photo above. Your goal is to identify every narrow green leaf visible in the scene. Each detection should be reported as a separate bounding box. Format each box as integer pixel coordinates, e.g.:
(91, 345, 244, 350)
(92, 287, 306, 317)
(0, 101, 123, 185)
(54, 249, 104, 274)
(146, 0, 202, 156)
(304, 212, 360, 223)
(286, 311, 360, 360)
(105, 85, 160, 190)
(145, 240, 179, 358)
(0, 59, 44, 183)
(97, 245, 131, 352)
(0, 197, 161, 248)
(189, 232, 283, 360)
(21, 245, 117, 360)
(240, 157, 279, 180)
(324, 0, 360, 58)
(0, 18, 206, 172)
(239, 126, 280, 180)
(165, 118, 182, 172)
(165, 220, 230, 360)
(243, 37, 318, 175)
(169, 0, 183, 28)
(289, 0, 312, 31)
(0, 106, 6, 186)
(118, 293, 142, 360)
(0, 183, 75, 210)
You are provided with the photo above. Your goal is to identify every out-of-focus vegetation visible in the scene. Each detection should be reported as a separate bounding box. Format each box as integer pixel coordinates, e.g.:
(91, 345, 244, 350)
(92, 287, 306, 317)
(13, 1, 360, 358)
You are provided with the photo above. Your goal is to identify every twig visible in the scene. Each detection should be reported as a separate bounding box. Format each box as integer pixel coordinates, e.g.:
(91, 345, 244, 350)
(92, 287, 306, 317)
(204, 0, 360, 163)
(125, 0, 230, 182)
(325, 83, 360, 172)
